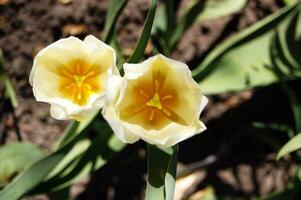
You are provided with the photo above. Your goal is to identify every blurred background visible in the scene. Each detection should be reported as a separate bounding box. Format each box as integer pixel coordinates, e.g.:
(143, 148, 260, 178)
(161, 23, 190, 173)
(1, 0, 301, 199)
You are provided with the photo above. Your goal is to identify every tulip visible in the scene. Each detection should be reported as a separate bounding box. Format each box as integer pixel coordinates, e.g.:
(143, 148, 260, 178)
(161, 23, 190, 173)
(103, 54, 208, 148)
(30, 35, 118, 120)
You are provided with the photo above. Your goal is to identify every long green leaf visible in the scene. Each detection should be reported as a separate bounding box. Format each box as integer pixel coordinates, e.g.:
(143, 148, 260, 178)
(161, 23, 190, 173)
(102, 0, 128, 44)
(277, 133, 301, 160)
(192, 2, 301, 95)
(0, 121, 82, 200)
(127, 0, 157, 63)
(168, 1, 205, 50)
(35, 120, 125, 193)
(170, 0, 247, 50)
(0, 143, 45, 188)
(183, 0, 247, 22)
(146, 144, 178, 200)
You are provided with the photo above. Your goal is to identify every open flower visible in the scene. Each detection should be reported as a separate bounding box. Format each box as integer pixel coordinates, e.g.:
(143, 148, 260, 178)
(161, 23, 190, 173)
(103, 54, 208, 148)
(30, 35, 118, 120)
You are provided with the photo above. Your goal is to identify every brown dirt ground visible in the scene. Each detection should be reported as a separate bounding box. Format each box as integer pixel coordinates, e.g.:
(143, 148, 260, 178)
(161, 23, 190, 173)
(0, 0, 299, 199)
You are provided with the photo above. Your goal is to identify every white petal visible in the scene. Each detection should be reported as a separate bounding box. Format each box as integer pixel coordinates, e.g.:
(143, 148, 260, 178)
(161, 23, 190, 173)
(199, 95, 208, 114)
(102, 105, 140, 144)
(84, 35, 119, 75)
(50, 104, 68, 120)
(123, 55, 158, 79)
(105, 75, 123, 102)
(30, 36, 87, 86)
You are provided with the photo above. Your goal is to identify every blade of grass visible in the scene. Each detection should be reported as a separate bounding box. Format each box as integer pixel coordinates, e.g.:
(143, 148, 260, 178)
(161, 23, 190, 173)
(102, 0, 128, 44)
(127, 0, 157, 63)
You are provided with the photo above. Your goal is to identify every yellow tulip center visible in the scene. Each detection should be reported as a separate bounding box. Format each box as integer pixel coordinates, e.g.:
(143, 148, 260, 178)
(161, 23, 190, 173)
(73, 75, 86, 87)
(118, 57, 198, 130)
(146, 93, 162, 110)
(58, 60, 102, 105)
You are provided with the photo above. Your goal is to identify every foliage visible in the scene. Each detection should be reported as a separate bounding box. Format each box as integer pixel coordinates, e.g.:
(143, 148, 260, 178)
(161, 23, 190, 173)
(0, 49, 18, 108)
(0, 143, 44, 188)
(193, 2, 301, 94)
(1, 0, 301, 199)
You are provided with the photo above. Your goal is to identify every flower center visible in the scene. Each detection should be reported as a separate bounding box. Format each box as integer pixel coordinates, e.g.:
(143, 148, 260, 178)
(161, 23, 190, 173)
(73, 75, 86, 87)
(134, 80, 174, 121)
(59, 60, 101, 105)
(146, 93, 162, 110)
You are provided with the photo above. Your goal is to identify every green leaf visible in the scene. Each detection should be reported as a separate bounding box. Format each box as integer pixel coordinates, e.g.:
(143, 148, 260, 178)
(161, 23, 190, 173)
(183, 0, 247, 22)
(168, 1, 205, 50)
(146, 144, 178, 200)
(0, 143, 45, 188)
(193, 2, 301, 95)
(277, 132, 301, 160)
(33, 119, 125, 193)
(0, 121, 84, 200)
(167, 0, 247, 50)
(280, 84, 301, 133)
(56, 111, 98, 149)
(0, 49, 18, 108)
(282, 0, 299, 5)
(127, 0, 157, 63)
(102, 0, 128, 44)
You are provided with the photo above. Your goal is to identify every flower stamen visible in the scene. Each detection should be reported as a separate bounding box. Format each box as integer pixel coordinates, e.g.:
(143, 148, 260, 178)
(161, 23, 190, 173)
(161, 95, 173, 102)
(149, 109, 155, 121)
(134, 104, 147, 113)
(139, 90, 149, 99)
(162, 108, 171, 117)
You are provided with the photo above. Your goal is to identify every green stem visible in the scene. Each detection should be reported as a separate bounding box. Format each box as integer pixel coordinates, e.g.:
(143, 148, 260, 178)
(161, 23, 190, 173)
(146, 144, 178, 200)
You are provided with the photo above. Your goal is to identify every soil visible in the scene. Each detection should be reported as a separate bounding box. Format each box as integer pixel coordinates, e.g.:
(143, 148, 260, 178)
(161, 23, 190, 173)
(0, 0, 299, 199)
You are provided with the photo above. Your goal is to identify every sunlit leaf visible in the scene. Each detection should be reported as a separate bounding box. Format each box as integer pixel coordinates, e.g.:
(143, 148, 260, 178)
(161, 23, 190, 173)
(193, 2, 301, 94)
(33, 119, 125, 193)
(0, 143, 45, 188)
(0, 121, 82, 200)
(282, 0, 299, 5)
(277, 133, 301, 160)
(181, 0, 247, 22)
(169, 0, 247, 50)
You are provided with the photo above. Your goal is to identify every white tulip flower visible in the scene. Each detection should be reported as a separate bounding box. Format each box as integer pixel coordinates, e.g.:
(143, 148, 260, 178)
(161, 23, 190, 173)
(30, 35, 118, 120)
(103, 54, 208, 148)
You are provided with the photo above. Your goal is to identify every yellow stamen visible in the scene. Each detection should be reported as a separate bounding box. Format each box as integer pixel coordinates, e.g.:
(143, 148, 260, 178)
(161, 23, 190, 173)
(162, 108, 171, 117)
(62, 70, 73, 78)
(140, 90, 149, 99)
(134, 104, 146, 113)
(149, 109, 155, 121)
(161, 95, 173, 102)
(83, 83, 92, 90)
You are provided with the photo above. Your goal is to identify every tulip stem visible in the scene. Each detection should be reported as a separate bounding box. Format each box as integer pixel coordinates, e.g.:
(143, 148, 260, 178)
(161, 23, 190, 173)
(146, 144, 178, 200)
